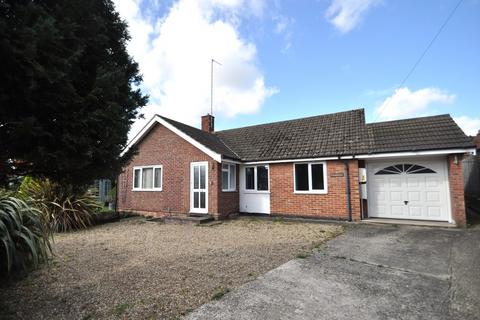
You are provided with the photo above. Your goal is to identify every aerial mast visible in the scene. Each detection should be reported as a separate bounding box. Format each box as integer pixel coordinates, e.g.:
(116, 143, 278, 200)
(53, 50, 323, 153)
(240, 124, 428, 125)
(210, 58, 222, 115)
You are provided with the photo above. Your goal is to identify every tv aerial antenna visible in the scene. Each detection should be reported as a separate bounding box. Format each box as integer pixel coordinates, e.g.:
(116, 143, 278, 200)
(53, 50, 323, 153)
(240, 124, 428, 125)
(210, 58, 222, 115)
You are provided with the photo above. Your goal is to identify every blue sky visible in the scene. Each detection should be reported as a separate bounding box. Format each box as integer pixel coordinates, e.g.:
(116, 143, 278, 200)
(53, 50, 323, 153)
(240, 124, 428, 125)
(114, 0, 480, 137)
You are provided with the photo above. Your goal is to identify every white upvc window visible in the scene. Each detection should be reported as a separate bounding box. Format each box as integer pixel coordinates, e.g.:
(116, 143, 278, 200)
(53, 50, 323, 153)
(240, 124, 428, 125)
(222, 163, 236, 192)
(293, 162, 328, 194)
(244, 165, 269, 192)
(133, 165, 163, 191)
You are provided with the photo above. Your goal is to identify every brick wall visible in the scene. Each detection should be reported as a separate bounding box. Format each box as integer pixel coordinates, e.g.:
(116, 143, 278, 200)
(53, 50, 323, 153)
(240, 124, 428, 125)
(447, 154, 467, 227)
(269, 160, 361, 220)
(117, 123, 220, 217)
(216, 164, 240, 218)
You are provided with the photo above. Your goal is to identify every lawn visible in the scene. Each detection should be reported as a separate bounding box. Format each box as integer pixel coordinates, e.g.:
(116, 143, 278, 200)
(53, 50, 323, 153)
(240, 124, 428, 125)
(0, 217, 342, 319)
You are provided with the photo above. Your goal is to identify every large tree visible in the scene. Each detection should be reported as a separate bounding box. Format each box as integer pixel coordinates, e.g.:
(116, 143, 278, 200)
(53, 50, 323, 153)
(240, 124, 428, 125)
(0, 0, 147, 187)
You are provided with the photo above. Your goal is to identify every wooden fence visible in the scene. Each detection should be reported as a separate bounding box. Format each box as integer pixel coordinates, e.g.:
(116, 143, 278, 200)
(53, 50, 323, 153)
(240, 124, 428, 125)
(463, 155, 480, 198)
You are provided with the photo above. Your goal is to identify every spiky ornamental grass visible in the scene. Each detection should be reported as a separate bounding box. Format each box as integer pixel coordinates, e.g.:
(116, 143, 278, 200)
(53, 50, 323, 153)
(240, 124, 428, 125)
(0, 191, 52, 273)
(19, 178, 102, 233)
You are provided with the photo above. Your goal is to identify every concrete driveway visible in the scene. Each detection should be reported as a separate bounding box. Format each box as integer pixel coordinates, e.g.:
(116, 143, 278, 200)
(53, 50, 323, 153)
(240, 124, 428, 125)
(187, 223, 480, 320)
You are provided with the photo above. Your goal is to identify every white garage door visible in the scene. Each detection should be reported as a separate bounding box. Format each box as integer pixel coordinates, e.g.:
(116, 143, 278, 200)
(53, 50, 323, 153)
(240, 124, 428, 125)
(367, 158, 450, 222)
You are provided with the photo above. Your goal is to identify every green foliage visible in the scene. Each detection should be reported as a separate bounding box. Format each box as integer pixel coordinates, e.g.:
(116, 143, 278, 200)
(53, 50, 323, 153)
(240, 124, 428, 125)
(108, 185, 117, 204)
(112, 303, 130, 316)
(98, 207, 115, 214)
(0, 190, 51, 274)
(295, 252, 310, 259)
(0, 0, 148, 187)
(19, 178, 102, 232)
(211, 288, 230, 300)
(272, 216, 286, 223)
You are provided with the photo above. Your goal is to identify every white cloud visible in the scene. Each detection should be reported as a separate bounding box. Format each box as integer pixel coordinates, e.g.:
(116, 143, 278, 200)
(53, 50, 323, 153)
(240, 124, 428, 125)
(273, 14, 295, 52)
(453, 116, 480, 136)
(113, 0, 277, 139)
(325, 0, 381, 33)
(375, 87, 455, 121)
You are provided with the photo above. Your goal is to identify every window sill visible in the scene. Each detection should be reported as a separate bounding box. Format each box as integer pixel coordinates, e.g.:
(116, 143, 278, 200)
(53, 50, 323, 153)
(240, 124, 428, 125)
(294, 190, 327, 195)
(132, 189, 163, 192)
(243, 190, 270, 194)
(222, 189, 237, 193)
(190, 211, 208, 215)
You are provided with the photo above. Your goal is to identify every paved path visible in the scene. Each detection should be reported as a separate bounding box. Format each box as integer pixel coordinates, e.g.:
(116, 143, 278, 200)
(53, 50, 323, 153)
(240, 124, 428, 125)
(187, 224, 480, 320)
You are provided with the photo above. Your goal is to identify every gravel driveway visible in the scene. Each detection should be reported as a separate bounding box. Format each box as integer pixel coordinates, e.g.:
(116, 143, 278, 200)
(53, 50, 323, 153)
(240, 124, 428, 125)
(0, 217, 341, 320)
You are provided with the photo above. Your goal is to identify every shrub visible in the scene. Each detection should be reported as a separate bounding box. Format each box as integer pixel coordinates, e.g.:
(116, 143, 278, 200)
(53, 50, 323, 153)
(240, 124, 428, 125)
(0, 190, 52, 274)
(19, 178, 101, 232)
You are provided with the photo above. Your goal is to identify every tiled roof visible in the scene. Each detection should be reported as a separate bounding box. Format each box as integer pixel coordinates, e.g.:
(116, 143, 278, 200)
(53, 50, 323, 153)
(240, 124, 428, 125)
(366, 114, 475, 154)
(158, 110, 474, 162)
(159, 116, 240, 160)
(215, 109, 368, 161)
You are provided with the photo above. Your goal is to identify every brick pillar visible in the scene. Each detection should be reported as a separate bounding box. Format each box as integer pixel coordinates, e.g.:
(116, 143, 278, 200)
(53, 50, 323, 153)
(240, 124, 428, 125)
(349, 160, 361, 221)
(447, 154, 467, 227)
(208, 160, 220, 218)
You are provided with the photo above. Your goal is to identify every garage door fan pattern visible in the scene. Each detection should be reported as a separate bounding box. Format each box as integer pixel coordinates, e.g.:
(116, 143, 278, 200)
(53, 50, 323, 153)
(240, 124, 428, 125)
(375, 164, 436, 175)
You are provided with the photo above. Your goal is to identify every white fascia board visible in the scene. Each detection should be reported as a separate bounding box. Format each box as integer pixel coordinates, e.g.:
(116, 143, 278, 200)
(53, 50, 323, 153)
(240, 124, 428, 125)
(222, 159, 242, 164)
(243, 156, 342, 165)
(356, 148, 476, 159)
(121, 115, 160, 157)
(159, 118, 222, 162)
(121, 115, 222, 162)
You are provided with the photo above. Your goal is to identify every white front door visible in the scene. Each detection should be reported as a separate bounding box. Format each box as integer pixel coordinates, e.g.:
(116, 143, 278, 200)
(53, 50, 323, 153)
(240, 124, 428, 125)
(239, 164, 271, 214)
(190, 162, 208, 214)
(367, 158, 450, 222)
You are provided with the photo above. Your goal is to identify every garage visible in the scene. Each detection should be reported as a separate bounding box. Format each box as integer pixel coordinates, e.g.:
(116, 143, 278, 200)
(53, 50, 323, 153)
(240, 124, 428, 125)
(367, 158, 451, 222)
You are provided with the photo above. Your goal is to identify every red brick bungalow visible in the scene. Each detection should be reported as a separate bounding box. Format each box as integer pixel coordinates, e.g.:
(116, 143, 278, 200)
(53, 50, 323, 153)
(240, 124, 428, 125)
(117, 109, 476, 226)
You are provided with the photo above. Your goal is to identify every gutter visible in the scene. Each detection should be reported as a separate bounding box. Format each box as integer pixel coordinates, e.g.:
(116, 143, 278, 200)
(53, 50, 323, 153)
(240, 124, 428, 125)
(241, 147, 476, 165)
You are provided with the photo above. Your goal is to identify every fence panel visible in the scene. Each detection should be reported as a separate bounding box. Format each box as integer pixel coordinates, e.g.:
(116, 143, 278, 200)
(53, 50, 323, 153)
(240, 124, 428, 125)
(463, 155, 480, 198)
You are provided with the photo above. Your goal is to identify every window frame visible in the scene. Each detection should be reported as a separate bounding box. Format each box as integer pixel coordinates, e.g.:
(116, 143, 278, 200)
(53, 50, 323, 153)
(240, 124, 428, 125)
(221, 162, 237, 192)
(243, 165, 270, 193)
(374, 163, 436, 175)
(293, 162, 328, 194)
(132, 165, 163, 191)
